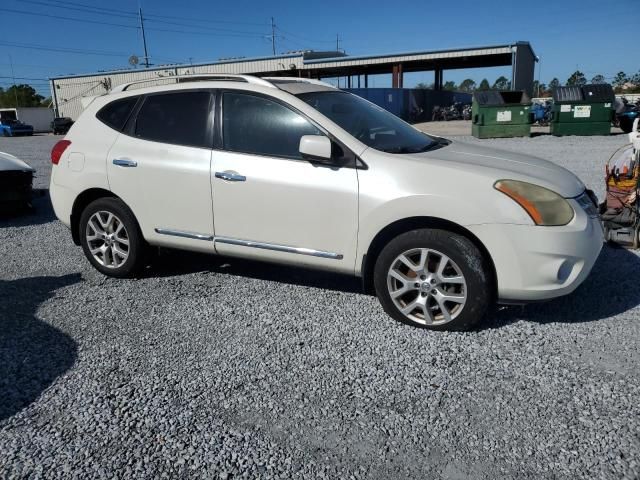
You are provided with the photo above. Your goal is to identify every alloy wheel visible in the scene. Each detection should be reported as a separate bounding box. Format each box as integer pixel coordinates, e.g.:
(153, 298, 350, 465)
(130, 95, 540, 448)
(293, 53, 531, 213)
(85, 211, 130, 268)
(386, 248, 467, 325)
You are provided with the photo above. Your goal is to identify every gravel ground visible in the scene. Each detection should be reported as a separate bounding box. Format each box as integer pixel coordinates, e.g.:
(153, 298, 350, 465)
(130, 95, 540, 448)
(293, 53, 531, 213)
(1, 133, 639, 479)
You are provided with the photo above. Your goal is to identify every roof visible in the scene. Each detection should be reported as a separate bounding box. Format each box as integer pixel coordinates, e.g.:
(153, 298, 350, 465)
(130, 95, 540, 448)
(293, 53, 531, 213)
(49, 43, 535, 81)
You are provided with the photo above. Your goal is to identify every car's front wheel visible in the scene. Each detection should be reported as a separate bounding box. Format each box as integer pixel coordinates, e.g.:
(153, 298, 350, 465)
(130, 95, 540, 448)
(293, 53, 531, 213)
(79, 197, 145, 277)
(374, 229, 492, 331)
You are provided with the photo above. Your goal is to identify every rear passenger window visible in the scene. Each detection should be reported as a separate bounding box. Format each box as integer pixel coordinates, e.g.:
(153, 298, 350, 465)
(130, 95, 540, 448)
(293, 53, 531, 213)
(223, 92, 321, 160)
(134, 91, 212, 148)
(96, 96, 138, 131)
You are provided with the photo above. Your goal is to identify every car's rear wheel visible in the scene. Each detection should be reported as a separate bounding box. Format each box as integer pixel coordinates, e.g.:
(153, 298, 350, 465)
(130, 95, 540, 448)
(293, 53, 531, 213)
(79, 197, 145, 277)
(374, 229, 492, 331)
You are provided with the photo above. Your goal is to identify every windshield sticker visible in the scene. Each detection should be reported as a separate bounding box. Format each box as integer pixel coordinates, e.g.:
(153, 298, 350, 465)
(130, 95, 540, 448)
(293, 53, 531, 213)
(561, 105, 572, 112)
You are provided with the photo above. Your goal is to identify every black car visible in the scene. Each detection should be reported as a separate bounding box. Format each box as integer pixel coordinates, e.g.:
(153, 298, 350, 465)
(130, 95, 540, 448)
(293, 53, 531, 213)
(51, 117, 74, 135)
(0, 151, 34, 210)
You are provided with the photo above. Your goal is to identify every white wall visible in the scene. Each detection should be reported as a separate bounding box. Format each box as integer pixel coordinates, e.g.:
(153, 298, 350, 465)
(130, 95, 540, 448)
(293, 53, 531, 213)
(1, 108, 55, 132)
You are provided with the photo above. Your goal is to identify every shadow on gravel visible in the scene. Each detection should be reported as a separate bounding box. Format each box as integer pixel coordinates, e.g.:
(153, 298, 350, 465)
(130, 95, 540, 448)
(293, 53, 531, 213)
(0, 190, 55, 229)
(146, 249, 364, 294)
(0, 274, 80, 421)
(487, 245, 640, 328)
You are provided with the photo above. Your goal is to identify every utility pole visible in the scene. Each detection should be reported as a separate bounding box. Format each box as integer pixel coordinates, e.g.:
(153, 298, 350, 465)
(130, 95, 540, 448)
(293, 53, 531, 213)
(270, 17, 276, 55)
(336, 34, 340, 52)
(139, 7, 150, 68)
(8, 54, 19, 107)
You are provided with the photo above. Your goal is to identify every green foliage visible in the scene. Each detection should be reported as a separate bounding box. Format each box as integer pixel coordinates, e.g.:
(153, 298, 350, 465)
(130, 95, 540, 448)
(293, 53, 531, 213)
(0, 84, 49, 108)
(548, 78, 561, 90)
(613, 71, 628, 87)
(532, 80, 548, 97)
(477, 79, 491, 91)
(458, 79, 476, 92)
(492, 76, 510, 90)
(590, 74, 605, 84)
(566, 71, 587, 86)
(415, 82, 433, 89)
(442, 81, 457, 91)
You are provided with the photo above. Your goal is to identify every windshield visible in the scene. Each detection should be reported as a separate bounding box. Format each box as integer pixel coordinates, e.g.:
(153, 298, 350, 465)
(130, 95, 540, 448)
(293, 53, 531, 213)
(297, 91, 443, 154)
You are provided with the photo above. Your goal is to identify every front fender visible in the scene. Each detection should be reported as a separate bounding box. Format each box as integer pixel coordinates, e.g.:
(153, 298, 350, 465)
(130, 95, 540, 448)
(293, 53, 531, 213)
(356, 192, 532, 274)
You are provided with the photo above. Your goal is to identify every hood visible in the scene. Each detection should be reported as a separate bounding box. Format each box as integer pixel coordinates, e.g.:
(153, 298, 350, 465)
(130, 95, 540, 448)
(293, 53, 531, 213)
(423, 140, 585, 198)
(0, 151, 35, 172)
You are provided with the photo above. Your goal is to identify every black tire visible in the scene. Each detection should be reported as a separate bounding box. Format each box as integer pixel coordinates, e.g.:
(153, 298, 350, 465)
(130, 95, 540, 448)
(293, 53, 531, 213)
(619, 117, 633, 134)
(79, 197, 145, 278)
(373, 229, 493, 331)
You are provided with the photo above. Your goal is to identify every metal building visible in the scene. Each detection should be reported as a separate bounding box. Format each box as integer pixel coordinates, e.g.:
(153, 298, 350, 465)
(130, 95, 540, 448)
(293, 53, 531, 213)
(50, 42, 536, 120)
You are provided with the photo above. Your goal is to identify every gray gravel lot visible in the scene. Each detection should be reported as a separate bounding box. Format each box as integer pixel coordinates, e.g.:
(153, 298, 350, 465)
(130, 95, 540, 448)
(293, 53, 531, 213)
(1, 133, 639, 479)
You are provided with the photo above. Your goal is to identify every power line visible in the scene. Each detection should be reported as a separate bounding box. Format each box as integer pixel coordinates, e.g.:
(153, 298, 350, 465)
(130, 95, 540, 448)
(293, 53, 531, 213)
(0, 75, 48, 81)
(0, 41, 130, 57)
(3, 7, 139, 29)
(17, 0, 270, 26)
(275, 26, 335, 45)
(16, 0, 139, 19)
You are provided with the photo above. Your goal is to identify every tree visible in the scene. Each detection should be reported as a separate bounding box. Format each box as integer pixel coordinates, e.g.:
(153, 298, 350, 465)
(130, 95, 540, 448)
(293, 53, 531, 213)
(443, 81, 457, 91)
(613, 71, 628, 88)
(566, 70, 587, 86)
(532, 80, 548, 97)
(415, 82, 433, 89)
(458, 79, 476, 92)
(548, 78, 561, 91)
(492, 76, 510, 90)
(590, 74, 606, 84)
(0, 84, 46, 108)
(477, 79, 491, 91)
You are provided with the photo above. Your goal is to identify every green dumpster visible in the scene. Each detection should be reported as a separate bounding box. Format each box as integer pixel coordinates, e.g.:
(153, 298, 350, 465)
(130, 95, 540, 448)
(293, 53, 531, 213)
(471, 90, 532, 139)
(550, 84, 614, 136)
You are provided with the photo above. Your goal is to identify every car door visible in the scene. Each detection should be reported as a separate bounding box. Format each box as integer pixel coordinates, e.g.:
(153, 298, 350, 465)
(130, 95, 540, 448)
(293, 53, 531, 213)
(106, 89, 216, 251)
(211, 90, 359, 273)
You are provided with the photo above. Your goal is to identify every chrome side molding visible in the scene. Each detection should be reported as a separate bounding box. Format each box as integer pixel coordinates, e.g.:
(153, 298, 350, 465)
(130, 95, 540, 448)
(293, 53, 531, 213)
(154, 228, 213, 241)
(215, 236, 343, 260)
(153, 229, 343, 260)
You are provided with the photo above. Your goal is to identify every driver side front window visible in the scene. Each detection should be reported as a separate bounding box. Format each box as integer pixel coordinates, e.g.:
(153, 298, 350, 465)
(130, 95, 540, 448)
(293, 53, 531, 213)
(222, 92, 322, 160)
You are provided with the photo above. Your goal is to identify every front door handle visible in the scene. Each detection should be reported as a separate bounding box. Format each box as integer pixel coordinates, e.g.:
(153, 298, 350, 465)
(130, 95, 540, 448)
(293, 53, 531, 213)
(215, 171, 246, 182)
(113, 158, 137, 168)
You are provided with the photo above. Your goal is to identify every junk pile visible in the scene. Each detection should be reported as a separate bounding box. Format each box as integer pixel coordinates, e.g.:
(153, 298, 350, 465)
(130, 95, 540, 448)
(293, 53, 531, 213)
(601, 118, 640, 247)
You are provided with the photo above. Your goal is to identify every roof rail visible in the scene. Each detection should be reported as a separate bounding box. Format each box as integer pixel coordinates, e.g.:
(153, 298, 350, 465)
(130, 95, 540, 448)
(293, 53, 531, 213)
(110, 74, 276, 93)
(263, 77, 338, 89)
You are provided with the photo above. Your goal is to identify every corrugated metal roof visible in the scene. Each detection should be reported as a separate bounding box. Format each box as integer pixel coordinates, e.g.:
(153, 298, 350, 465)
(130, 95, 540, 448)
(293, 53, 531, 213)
(303, 43, 517, 65)
(49, 53, 304, 80)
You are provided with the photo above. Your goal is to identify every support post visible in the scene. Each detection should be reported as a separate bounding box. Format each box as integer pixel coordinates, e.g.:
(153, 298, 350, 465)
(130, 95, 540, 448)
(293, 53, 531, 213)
(364, 74, 368, 88)
(434, 68, 443, 90)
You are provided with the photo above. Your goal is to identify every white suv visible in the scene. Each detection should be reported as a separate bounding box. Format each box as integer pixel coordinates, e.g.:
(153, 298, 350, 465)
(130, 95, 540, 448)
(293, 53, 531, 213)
(50, 75, 603, 330)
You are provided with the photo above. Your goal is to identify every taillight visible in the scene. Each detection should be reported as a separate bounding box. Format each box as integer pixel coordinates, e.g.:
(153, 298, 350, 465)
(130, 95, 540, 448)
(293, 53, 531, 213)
(51, 140, 71, 165)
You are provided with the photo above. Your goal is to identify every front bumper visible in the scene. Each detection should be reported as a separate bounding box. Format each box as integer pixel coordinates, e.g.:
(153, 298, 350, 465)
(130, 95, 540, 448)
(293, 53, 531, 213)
(467, 201, 603, 302)
(0, 170, 34, 205)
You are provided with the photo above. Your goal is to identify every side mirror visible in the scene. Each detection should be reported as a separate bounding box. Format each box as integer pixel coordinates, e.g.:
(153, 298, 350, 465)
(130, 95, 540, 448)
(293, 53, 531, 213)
(299, 135, 332, 163)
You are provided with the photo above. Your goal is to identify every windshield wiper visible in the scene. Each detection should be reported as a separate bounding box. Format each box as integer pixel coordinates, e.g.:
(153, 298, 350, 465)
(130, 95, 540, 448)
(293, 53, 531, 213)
(381, 143, 441, 154)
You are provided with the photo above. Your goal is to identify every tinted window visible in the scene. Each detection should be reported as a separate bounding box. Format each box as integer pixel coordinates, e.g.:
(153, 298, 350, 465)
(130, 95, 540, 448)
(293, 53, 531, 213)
(298, 91, 440, 154)
(134, 91, 211, 148)
(223, 92, 321, 160)
(96, 96, 138, 131)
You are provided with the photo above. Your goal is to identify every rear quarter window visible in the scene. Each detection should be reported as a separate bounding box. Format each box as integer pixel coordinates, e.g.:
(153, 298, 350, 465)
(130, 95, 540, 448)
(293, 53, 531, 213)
(96, 96, 139, 131)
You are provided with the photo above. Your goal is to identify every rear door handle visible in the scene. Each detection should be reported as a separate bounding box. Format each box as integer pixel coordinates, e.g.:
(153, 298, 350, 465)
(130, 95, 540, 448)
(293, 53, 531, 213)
(113, 158, 137, 168)
(215, 171, 246, 182)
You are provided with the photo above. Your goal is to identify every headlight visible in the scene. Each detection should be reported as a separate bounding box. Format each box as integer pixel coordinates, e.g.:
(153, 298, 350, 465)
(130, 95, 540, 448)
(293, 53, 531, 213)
(494, 180, 574, 226)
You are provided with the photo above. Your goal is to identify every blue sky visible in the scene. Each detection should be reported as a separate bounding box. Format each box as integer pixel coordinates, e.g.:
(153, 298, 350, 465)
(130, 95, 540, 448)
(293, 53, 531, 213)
(1, 0, 638, 96)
